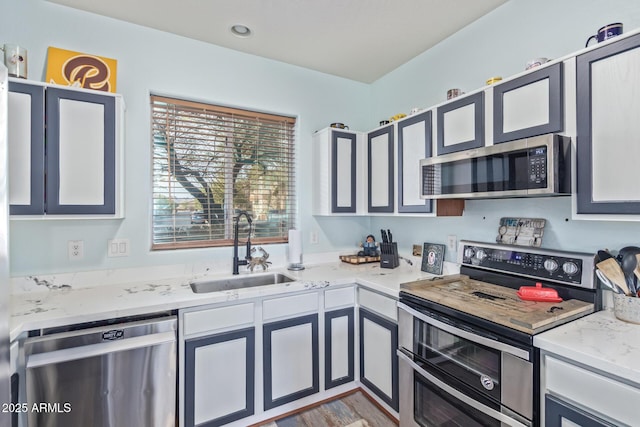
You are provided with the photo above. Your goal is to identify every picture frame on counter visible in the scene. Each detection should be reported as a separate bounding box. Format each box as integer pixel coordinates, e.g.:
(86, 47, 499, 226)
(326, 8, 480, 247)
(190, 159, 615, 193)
(421, 242, 445, 275)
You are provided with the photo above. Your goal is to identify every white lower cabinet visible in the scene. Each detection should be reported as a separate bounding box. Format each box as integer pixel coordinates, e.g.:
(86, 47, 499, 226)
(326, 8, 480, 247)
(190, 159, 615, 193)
(181, 303, 256, 427)
(180, 285, 362, 427)
(358, 288, 399, 413)
(324, 286, 356, 391)
(541, 351, 639, 426)
(184, 328, 255, 427)
(263, 314, 319, 410)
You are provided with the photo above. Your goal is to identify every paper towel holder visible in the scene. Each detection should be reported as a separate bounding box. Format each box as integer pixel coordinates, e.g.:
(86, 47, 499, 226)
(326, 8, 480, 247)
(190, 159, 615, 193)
(287, 260, 305, 271)
(287, 229, 305, 271)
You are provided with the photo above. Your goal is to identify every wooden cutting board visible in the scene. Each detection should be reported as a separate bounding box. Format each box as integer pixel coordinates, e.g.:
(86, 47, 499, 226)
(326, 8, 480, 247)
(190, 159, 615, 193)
(401, 275, 594, 334)
(339, 254, 380, 265)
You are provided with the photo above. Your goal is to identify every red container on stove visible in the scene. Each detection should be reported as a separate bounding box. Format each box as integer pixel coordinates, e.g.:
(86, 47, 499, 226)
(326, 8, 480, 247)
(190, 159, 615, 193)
(517, 282, 563, 303)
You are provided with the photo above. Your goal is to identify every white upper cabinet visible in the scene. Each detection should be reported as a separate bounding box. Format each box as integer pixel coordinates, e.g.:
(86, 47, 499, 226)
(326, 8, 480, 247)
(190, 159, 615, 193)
(367, 124, 394, 213)
(575, 32, 640, 216)
(493, 62, 564, 144)
(396, 111, 433, 213)
(312, 127, 366, 215)
(8, 79, 124, 218)
(436, 91, 484, 155)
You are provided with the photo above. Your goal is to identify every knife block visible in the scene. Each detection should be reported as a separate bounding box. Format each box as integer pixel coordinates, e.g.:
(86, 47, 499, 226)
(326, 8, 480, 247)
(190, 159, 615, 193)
(380, 242, 399, 269)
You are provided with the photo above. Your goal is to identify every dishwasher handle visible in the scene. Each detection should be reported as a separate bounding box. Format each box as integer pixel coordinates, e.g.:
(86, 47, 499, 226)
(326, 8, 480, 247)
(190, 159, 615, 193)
(26, 331, 175, 369)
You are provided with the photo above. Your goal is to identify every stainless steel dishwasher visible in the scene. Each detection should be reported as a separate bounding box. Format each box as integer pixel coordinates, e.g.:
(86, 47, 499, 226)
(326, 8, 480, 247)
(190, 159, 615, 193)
(24, 313, 177, 427)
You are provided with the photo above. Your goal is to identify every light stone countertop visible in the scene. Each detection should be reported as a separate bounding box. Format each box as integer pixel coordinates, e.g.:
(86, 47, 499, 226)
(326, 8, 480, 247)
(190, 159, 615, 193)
(10, 257, 455, 341)
(534, 307, 640, 386)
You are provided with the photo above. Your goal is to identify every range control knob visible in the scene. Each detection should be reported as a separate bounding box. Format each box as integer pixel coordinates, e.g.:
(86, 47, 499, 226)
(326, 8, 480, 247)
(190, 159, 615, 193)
(562, 261, 579, 276)
(464, 247, 475, 259)
(543, 259, 559, 273)
(475, 249, 487, 261)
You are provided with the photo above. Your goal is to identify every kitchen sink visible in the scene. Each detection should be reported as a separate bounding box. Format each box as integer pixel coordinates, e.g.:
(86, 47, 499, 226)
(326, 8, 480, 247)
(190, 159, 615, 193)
(189, 273, 295, 293)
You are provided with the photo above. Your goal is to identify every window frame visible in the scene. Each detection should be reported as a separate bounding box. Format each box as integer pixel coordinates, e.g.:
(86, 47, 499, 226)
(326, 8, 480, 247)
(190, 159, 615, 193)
(150, 95, 297, 250)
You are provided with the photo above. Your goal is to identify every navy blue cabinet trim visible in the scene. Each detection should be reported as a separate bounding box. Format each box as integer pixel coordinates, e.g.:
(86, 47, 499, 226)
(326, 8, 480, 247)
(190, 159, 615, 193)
(367, 125, 394, 213)
(45, 87, 116, 214)
(436, 91, 484, 155)
(545, 394, 615, 427)
(184, 327, 255, 427)
(331, 130, 357, 213)
(8, 82, 45, 215)
(324, 307, 355, 389)
(397, 111, 432, 213)
(359, 307, 399, 411)
(576, 33, 640, 214)
(263, 314, 319, 410)
(493, 62, 563, 144)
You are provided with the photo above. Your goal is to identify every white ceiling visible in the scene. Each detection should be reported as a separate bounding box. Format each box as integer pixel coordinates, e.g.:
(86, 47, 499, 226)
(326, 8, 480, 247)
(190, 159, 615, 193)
(46, 0, 508, 83)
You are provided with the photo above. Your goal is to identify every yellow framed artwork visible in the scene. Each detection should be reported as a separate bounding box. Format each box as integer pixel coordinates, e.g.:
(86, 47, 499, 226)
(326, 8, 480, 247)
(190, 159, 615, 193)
(45, 46, 117, 92)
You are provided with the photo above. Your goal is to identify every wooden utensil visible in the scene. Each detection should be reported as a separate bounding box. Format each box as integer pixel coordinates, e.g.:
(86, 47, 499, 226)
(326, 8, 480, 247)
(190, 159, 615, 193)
(596, 258, 630, 296)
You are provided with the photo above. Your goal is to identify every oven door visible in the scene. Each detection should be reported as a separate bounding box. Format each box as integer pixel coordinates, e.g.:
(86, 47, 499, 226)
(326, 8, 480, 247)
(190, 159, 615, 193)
(398, 302, 532, 427)
(398, 350, 530, 427)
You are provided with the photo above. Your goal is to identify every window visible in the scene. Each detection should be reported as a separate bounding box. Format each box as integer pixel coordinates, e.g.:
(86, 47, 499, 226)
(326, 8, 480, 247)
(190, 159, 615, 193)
(151, 95, 296, 249)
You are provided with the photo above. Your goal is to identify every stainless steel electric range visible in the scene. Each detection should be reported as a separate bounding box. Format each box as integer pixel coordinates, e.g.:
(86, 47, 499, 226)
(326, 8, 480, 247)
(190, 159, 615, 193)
(397, 240, 601, 427)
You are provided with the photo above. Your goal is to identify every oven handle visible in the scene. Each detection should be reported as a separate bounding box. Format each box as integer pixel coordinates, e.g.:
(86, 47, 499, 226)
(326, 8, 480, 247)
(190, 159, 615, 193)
(397, 349, 530, 427)
(398, 302, 530, 360)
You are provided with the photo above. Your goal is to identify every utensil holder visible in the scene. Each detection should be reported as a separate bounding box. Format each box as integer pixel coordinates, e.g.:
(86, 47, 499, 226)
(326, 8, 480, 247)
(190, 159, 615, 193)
(380, 242, 399, 269)
(613, 293, 640, 324)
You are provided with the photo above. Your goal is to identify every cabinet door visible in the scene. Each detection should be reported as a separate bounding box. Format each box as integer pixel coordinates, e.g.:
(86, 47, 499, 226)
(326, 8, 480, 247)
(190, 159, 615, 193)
(397, 111, 433, 213)
(8, 81, 45, 215)
(436, 92, 484, 155)
(359, 307, 398, 411)
(576, 33, 640, 214)
(367, 125, 394, 213)
(263, 314, 319, 410)
(184, 328, 255, 427)
(493, 62, 563, 143)
(331, 130, 357, 213)
(324, 307, 354, 389)
(45, 87, 116, 214)
(545, 395, 616, 427)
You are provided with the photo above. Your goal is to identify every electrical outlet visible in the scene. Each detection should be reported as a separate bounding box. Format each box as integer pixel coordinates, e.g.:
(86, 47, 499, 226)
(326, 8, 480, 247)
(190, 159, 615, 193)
(447, 235, 457, 252)
(108, 239, 130, 257)
(68, 240, 84, 260)
(310, 230, 319, 245)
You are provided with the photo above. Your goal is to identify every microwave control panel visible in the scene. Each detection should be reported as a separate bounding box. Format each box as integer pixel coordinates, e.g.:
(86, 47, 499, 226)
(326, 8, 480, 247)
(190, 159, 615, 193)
(528, 146, 547, 187)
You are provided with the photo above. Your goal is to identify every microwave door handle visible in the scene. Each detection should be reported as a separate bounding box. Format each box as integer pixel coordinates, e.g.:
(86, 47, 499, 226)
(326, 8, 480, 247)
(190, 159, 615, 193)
(397, 350, 529, 427)
(397, 302, 529, 360)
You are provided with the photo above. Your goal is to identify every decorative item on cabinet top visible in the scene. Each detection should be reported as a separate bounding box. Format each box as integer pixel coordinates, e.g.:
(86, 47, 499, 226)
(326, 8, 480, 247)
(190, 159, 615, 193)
(45, 46, 118, 92)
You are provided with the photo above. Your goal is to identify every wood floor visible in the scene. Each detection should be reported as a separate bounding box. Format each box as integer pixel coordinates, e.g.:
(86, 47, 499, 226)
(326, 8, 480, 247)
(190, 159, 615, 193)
(258, 390, 398, 427)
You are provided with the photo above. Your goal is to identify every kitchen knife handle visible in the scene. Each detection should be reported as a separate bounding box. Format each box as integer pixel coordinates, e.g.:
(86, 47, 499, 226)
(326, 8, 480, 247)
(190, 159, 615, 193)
(387, 229, 393, 242)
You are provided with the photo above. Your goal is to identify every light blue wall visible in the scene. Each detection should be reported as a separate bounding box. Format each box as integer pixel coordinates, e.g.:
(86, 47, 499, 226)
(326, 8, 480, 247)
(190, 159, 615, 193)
(3, 0, 640, 275)
(369, 0, 640, 261)
(2, 0, 371, 275)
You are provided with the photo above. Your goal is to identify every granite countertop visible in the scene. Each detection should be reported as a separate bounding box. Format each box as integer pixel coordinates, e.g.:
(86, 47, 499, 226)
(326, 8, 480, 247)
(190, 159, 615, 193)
(534, 308, 640, 386)
(10, 258, 452, 341)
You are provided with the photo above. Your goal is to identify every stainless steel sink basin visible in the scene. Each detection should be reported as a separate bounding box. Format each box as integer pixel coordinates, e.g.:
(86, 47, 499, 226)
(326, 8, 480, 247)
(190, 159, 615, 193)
(190, 273, 295, 293)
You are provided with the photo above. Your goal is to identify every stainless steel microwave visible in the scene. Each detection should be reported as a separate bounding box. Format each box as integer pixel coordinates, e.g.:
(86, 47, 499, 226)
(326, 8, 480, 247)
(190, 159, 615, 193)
(420, 134, 571, 199)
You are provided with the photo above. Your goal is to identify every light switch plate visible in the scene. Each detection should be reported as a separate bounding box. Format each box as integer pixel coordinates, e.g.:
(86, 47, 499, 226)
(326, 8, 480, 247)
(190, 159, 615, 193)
(108, 239, 130, 257)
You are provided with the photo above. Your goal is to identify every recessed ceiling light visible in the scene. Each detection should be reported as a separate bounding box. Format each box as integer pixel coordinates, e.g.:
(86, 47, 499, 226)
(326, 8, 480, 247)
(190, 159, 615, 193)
(231, 24, 252, 38)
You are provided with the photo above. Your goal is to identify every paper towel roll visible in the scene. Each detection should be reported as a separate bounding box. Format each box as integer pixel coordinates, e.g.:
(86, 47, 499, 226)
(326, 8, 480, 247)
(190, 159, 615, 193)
(288, 229, 302, 265)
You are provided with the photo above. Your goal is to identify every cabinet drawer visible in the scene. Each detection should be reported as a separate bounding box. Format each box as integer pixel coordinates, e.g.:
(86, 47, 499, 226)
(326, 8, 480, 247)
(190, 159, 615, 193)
(183, 303, 255, 336)
(358, 287, 397, 321)
(545, 355, 639, 426)
(263, 292, 319, 321)
(325, 287, 355, 309)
